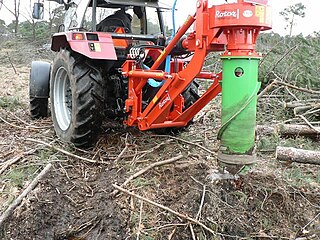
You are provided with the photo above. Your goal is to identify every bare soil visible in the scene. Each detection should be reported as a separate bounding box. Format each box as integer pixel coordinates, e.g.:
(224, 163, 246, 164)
(0, 44, 319, 240)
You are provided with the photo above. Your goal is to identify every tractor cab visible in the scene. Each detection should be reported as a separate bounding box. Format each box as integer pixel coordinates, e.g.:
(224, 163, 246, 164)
(87, 0, 166, 34)
(84, 0, 168, 59)
(39, 0, 169, 61)
(59, 0, 168, 42)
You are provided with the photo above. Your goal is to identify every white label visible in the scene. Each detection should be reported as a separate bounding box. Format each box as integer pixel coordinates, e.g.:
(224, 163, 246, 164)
(159, 94, 171, 108)
(243, 10, 253, 18)
(216, 10, 239, 19)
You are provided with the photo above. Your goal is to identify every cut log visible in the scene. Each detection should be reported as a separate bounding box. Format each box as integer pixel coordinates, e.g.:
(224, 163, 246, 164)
(256, 124, 320, 137)
(278, 124, 320, 136)
(284, 101, 320, 109)
(256, 125, 276, 135)
(276, 146, 320, 165)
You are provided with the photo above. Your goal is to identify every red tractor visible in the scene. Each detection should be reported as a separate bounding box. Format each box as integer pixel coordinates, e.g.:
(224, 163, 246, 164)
(30, 0, 198, 147)
(30, 0, 271, 167)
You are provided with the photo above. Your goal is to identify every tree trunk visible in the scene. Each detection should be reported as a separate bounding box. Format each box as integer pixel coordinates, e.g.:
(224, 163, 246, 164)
(289, 13, 294, 37)
(13, 0, 21, 36)
(14, 17, 19, 35)
(32, 20, 36, 41)
(276, 146, 320, 165)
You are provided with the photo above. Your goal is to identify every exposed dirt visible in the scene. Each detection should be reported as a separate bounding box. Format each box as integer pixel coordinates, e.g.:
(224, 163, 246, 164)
(0, 44, 319, 240)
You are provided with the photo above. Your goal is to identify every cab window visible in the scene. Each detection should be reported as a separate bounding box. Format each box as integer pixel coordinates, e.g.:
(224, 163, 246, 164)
(146, 7, 161, 35)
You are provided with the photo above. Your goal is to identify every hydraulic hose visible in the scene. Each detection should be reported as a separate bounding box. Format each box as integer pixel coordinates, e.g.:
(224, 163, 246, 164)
(148, 0, 178, 88)
(164, 0, 178, 73)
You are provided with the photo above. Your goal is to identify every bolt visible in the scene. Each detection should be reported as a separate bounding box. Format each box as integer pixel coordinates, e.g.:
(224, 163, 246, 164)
(248, 52, 252, 56)
(196, 39, 201, 47)
(196, 0, 201, 8)
(228, 52, 232, 55)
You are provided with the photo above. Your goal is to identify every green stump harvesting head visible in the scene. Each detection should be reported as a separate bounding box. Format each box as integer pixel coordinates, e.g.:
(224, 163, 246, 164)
(218, 56, 261, 171)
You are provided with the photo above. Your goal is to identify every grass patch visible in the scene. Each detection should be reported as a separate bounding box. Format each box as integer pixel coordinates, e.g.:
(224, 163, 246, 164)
(37, 148, 56, 161)
(284, 166, 319, 188)
(258, 134, 320, 152)
(316, 172, 320, 183)
(1, 165, 38, 188)
(31, 148, 67, 162)
(0, 95, 24, 111)
(257, 133, 280, 151)
(139, 235, 154, 240)
(132, 177, 158, 188)
(279, 136, 320, 151)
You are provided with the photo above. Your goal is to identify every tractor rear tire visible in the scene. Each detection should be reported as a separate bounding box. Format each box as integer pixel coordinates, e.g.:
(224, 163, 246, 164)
(50, 49, 104, 147)
(183, 81, 200, 109)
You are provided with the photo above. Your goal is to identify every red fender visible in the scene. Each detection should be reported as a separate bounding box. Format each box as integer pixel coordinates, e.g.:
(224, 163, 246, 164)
(51, 32, 117, 60)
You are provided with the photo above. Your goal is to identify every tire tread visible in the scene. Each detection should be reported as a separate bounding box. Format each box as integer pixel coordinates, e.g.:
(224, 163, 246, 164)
(51, 49, 105, 147)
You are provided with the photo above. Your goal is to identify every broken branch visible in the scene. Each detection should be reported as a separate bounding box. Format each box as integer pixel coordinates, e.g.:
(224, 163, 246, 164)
(6, 52, 17, 74)
(0, 163, 52, 227)
(272, 78, 320, 95)
(0, 149, 36, 175)
(112, 154, 183, 196)
(112, 184, 216, 235)
(26, 138, 105, 164)
(196, 185, 206, 220)
(296, 115, 320, 134)
(152, 135, 216, 155)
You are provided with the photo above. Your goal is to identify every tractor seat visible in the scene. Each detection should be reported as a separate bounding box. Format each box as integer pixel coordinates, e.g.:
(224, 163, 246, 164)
(97, 16, 132, 33)
(97, 18, 131, 33)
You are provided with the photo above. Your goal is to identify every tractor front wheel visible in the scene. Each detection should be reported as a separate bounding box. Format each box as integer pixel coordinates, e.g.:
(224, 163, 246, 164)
(50, 50, 104, 147)
(29, 61, 51, 119)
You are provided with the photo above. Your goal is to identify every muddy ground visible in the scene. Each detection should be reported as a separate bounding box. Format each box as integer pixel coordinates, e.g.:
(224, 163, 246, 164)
(0, 43, 319, 239)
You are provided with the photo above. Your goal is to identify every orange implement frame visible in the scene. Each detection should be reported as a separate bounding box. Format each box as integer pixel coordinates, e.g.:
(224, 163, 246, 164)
(123, 0, 271, 130)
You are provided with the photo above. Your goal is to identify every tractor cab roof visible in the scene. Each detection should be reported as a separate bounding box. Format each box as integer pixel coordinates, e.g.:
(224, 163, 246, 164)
(89, 0, 172, 9)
